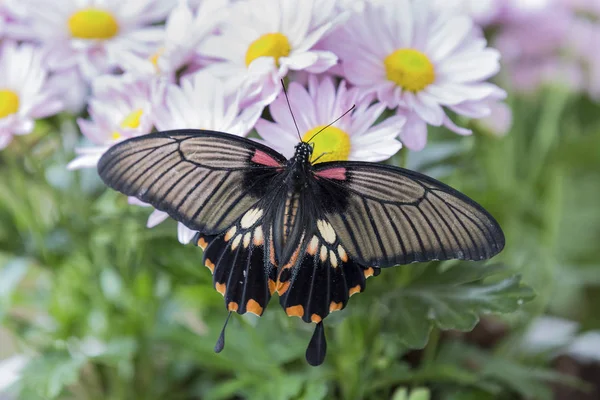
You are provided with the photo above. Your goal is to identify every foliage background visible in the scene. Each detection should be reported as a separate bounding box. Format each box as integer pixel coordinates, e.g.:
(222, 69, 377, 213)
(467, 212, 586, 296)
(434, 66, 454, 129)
(2, 84, 599, 400)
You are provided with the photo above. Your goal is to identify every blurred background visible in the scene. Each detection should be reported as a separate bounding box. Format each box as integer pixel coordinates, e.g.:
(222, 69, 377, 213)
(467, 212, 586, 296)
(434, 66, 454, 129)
(1, 0, 600, 399)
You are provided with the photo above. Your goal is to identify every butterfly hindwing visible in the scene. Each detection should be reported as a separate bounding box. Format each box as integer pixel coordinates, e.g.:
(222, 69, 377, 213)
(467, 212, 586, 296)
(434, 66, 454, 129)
(195, 207, 276, 316)
(312, 162, 505, 268)
(277, 219, 381, 324)
(97, 130, 286, 235)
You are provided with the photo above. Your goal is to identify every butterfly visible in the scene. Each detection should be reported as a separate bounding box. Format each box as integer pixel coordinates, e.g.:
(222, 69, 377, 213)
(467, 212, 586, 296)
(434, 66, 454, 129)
(97, 98, 505, 366)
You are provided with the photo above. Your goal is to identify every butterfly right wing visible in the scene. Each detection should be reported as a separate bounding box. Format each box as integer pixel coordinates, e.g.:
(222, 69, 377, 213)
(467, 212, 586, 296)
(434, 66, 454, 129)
(97, 129, 287, 235)
(312, 161, 505, 267)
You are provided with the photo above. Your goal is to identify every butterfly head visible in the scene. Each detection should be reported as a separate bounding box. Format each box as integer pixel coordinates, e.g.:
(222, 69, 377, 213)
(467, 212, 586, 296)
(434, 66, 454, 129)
(294, 141, 314, 164)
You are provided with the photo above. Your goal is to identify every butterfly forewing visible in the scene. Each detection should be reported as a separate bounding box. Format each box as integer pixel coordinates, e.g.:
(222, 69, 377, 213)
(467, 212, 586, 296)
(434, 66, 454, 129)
(97, 130, 287, 235)
(312, 161, 505, 267)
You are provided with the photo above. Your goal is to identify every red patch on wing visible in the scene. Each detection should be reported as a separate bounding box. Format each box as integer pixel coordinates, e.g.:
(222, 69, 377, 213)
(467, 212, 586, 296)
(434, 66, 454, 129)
(315, 167, 347, 180)
(251, 150, 281, 167)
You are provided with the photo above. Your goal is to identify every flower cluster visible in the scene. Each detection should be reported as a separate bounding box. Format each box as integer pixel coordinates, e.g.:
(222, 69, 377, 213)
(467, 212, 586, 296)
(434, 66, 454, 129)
(4, 0, 594, 241)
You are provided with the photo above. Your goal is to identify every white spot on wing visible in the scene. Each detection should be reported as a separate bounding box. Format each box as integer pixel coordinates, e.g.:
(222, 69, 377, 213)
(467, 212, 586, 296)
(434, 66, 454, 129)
(320, 245, 328, 262)
(231, 234, 242, 250)
(317, 219, 336, 244)
(240, 208, 264, 229)
(329, 250, 338, 268)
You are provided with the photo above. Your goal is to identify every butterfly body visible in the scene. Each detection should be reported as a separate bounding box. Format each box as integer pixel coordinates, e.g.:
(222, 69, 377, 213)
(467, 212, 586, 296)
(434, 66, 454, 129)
(98, 129, 505, 366)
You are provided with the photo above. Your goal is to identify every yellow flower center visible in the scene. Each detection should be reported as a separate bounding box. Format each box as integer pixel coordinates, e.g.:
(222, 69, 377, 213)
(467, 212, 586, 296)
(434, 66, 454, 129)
(0, 89, 19, 118)
(68, 8, 119, 40)
(245, 33, 291, 67)
(149, 48, 165, 72)
(111, 109, 143, 140)
(302, 126, 351, 163)
(384, 49, 435, 92)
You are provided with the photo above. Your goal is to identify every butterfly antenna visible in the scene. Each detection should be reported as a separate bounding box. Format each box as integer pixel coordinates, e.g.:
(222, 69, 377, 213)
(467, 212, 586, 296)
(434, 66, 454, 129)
(281, 79, 302, 141)
(214, 311, 233, 353)
(307, 105, 356, 143)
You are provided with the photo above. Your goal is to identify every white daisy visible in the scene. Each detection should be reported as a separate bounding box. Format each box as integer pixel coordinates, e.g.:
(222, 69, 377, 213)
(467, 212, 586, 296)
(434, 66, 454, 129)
(118, 0, 230, 80)
(200, 0, 344, 106)
(0, 41, 63, 150)
(24, 0, 173, 79)
(322, 0, 505, 147)
(67, 74, 158, 169)
(141, 71, 264, 243)
(0, 0, 31, 39)
(256, 75, 404, 162)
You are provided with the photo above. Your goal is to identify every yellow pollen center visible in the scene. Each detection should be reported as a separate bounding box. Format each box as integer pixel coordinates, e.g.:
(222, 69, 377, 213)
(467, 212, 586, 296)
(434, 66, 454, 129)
(0, 89, 19, 119)
(245, 33, 291, 67)
(301, 126, 351, 163)
(149, 48, 165, 72)
(68, 8, 119, 40)
(384, 49, 435, 92)
(111, 109, 143, 140)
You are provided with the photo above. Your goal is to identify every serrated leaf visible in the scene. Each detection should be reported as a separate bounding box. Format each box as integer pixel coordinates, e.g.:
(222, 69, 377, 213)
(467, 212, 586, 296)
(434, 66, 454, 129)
(382, 264, 535, 348)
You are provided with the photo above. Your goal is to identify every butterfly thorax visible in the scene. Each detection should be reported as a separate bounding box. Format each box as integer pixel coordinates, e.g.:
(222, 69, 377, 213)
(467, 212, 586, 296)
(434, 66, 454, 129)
(270, 142, 314, 265)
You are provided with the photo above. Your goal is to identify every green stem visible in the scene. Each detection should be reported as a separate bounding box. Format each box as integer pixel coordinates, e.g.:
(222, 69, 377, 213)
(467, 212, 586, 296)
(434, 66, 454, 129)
(528, 87, 571, 181)
(421, 326, 441, 367)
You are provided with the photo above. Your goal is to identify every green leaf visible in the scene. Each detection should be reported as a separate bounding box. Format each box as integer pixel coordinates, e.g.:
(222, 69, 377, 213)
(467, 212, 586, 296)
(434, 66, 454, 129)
(19, 351, 87, 399)
(381, 264, 535, 348)
(392, 387, 431, 400)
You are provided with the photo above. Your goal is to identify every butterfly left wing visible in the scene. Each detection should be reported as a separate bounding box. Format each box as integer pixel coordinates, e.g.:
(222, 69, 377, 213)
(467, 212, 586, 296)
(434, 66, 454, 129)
(195, 207, 277, 317)
(311, 161, 505, 268)
(97, 129, 286, 235)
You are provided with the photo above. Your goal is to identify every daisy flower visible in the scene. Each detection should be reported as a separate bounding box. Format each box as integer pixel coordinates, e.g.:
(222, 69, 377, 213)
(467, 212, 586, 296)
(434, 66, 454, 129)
(118, 0, 230, 80)
(67, 74, 158, 169)
(0, 41, 63, 150)
(322, 0, 505, 148)
(0, 0, 31, 39)
(255, 75, 404, 162)
(430, 0, 502, 26)
(200, 0, 344, 107)
(139, 71, 264, 243)
(24, 0, 173, 79)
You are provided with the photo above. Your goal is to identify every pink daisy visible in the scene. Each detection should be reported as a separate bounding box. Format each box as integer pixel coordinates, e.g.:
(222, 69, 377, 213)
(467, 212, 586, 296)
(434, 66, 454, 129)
(256, 75, 404, 162)
(0, 41, 63, 149)
(24, 0, 173, 79)
(322, 0, 505, 149)
(67, 75, 159, 169)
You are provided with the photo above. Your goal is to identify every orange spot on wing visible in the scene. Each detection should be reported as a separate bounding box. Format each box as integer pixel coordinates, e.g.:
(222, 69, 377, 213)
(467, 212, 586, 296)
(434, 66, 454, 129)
(197, 237, 208, 249)
(224, 226, 237, 242)
(228, 301, 239, 312)
(268, 279, 276, 295)
(276, 280, 290, 295)
(205, 259, 215, 274)
(286, 305, 304, 318)
(216, 283, 226, 296)
(338, 245, 348, 262)
(282, 242, 302, 269)
(349, 285, 361, 296)
(269, 235, 276, 266)
(311, 314, 322, 323)
(364, 267, 374, 278)
(329, 301, 343, 312)
(246, 299, 263, 316)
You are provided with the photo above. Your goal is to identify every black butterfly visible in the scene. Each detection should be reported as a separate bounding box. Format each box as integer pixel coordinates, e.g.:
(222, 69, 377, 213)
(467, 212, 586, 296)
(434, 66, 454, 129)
(97, 110, 504, 366)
